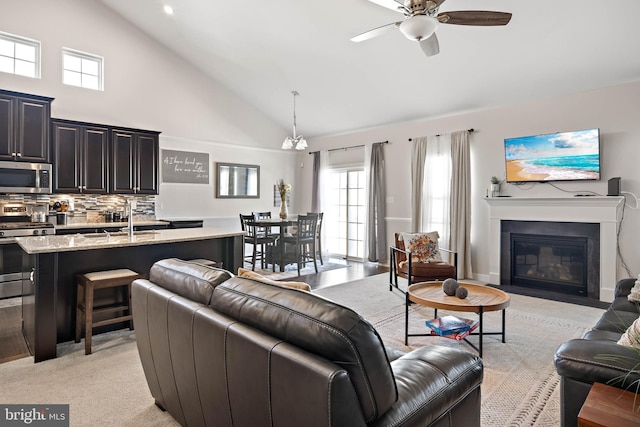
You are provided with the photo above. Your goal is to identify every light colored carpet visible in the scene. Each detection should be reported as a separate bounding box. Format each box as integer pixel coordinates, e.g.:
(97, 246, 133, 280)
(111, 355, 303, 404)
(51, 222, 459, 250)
(0, 274, 604, 426)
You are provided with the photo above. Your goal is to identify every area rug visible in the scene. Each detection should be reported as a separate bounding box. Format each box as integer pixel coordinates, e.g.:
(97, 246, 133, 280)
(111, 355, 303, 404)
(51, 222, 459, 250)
(0, 274, 604, 426)
(315, 275, 605, 426)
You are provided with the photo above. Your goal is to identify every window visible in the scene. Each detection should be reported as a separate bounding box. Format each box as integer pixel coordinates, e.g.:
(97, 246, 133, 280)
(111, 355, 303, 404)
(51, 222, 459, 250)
(0, 32, 40, 78)
(326, 168, 366, 260)
(421, 135, 452, 247)
(62, 49, 103, 90)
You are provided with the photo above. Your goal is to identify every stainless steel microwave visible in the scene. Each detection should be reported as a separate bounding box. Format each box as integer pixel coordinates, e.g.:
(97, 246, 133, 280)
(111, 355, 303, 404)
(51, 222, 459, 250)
(0, 161, 52, 194)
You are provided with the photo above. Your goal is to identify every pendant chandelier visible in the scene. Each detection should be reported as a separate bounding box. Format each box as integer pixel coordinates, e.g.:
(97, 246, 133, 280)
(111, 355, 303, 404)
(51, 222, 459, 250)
(281, 90, 307, 150)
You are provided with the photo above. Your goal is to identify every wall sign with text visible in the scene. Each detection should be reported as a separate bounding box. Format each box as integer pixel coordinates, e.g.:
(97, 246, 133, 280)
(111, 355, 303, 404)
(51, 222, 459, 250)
(161, 150, 210, 184)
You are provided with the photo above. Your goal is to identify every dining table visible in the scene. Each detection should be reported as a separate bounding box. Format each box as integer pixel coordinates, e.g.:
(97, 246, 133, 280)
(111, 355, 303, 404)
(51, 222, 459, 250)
(248, 217, 296, 272)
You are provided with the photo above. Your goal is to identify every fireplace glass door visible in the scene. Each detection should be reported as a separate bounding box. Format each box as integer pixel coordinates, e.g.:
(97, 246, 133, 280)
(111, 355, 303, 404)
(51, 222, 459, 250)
(511, 233, 588, 295)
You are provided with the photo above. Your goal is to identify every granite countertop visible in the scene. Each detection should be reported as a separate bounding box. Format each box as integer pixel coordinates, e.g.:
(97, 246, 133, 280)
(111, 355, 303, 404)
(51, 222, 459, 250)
(16, 227, 244, 254)
(54, 219, 170, 230)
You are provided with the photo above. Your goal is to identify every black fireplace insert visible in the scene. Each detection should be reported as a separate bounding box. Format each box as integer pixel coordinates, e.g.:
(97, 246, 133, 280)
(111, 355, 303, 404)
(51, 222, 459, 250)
(510, 233, 588, 295)
(500, 220, 600, 299)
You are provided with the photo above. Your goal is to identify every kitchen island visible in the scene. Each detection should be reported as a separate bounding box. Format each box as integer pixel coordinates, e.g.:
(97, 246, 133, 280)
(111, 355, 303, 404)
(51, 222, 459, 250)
(16, 227, 244, 362)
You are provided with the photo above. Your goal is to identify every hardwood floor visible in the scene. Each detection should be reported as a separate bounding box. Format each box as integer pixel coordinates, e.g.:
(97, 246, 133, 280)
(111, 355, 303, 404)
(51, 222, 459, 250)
(282, 258, 389, 290)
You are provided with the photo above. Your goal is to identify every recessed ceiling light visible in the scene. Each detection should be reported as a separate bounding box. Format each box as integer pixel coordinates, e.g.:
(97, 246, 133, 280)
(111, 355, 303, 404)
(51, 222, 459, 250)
(163, 5, 174, 15)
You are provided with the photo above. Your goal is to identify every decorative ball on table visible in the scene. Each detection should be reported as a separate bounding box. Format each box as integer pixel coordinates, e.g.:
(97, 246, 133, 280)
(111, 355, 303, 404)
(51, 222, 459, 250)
(442, 278, 459, 296)
(455, 286, 468, 299)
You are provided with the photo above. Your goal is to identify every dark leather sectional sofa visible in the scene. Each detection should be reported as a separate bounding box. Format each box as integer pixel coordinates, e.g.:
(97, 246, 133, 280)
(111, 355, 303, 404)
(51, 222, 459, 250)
(554, 278, 640, 427)
(132, 258, 484, 426)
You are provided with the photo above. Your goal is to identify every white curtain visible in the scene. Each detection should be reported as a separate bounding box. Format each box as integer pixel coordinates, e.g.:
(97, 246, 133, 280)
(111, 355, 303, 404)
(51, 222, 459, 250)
(413, 130, 473, 278)
(421, 133, 452, 248)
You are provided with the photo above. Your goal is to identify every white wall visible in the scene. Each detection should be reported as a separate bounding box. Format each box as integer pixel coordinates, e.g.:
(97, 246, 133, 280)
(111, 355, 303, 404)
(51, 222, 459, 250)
(0, 0, 298, 227)
(158, 136, 298, 227)
(299, 81, 640, 283)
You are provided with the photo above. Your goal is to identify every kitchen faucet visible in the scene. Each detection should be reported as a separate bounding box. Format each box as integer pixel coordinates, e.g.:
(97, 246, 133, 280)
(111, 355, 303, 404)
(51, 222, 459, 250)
(125, 198, 136, 237)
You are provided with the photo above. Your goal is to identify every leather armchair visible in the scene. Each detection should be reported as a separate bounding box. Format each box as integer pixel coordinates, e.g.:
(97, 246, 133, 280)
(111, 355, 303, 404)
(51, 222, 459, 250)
(133, 258, 483, 427)
(554, 278, 640, 427)
(390, 232, 458, 293)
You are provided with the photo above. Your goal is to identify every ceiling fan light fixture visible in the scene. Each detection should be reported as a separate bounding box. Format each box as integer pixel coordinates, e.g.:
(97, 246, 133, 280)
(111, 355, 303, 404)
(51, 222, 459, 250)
(399, 15, 439, 41)
(282, 91, 307, 151)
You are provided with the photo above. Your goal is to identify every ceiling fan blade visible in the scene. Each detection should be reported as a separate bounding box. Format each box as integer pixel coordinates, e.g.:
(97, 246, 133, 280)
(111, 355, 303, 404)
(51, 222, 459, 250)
(351, 22, 401, 42)
(438, 11, 512, 26)
(364, 0, 406, 13)
(419, 33, 440, 57)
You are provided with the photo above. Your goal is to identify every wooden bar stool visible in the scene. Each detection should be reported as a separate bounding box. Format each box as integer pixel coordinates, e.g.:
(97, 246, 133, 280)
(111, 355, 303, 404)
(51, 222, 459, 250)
(75, 269, 144, 355)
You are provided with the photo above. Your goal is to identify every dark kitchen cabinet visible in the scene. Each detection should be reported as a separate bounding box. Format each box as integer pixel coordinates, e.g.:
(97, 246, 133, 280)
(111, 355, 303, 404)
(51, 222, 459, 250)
(111, 129, 159, 195)
(51, 119, 109, 194)
(0, 89, 53, 162)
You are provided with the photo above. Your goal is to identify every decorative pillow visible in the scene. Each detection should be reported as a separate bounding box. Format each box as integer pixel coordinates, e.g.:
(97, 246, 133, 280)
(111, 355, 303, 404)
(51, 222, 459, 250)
(628, 280, 640, 302)
(617, 317, 640, 349)
(400, 231, 443, 263)
(237, 267, 311, 292)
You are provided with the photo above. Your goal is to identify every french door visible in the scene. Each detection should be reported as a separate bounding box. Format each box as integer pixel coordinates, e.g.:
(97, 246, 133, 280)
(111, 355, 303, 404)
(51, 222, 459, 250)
(325, 168, 365, 260)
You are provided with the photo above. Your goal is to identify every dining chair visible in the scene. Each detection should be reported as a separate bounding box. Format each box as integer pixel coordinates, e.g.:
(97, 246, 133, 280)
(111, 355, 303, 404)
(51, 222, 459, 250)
(239, 214, 276, 270)
(252, 211, 271, 221)
(307, 212, 324, 265)
(281, 214, 318, 276)
(252, 211, 279, 239)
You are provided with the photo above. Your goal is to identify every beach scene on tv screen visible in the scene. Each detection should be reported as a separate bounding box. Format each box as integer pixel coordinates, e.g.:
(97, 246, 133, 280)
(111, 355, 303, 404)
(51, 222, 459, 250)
(505, 129, 600, 182)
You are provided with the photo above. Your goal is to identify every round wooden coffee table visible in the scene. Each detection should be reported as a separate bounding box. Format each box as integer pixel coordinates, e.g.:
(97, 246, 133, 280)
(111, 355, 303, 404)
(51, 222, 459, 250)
(406, 281, 511, 356)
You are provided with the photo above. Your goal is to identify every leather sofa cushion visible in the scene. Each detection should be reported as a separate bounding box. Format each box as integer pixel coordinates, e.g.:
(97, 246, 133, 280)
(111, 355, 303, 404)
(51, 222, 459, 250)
(211, 276, 398, 423)
(609, 297, 640, 313)
(149, 258, 232, 305)
(582, 329, 623, 341)
(398, 260, 456, 278)
(593, 309, 639, 333)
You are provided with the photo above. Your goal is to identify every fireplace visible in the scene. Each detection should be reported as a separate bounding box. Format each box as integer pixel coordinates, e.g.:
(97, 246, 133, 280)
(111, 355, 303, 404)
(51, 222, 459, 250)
(500, 221, 600, 299)
(485, 197, 623, 302)
(511, 233, 588, 295)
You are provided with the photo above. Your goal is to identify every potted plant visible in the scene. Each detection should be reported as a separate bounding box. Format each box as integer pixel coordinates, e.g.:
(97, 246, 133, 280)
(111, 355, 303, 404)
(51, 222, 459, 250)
(490, 176, 501, 197)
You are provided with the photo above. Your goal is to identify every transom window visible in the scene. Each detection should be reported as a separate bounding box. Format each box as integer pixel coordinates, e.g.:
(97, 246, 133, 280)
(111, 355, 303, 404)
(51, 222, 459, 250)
(62, 48, 103, 91)
(0, 32, 40, 78)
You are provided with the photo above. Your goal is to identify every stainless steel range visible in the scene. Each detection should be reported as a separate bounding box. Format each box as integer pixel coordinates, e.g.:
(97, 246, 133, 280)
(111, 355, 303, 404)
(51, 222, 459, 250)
(0, 202, 55, 299)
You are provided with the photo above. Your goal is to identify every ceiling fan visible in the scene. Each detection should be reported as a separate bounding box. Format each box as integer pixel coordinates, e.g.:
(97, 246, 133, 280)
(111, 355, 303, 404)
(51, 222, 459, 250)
(351, 0, 512, 57)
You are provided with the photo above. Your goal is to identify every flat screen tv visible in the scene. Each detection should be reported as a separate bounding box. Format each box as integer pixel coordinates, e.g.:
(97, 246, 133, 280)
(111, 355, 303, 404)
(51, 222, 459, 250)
(504, 128, 600, 183)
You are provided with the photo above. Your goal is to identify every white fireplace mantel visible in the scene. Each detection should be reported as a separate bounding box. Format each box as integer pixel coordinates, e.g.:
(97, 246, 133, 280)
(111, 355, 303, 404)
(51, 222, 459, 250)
(484, 196, 624, 302)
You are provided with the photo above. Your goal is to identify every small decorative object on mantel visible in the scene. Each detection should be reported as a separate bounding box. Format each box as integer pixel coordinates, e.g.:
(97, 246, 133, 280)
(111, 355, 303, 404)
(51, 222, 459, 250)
(277, 179, 291, 219)
(490, 176, 501, 197)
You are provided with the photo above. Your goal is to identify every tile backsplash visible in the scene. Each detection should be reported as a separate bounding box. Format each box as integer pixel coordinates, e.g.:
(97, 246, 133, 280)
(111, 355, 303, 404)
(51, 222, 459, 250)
(1, 194, 156, 219)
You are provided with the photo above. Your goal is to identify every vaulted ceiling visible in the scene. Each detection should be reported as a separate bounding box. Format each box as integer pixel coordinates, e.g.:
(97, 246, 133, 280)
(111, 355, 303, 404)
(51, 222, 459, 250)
(99, 0, 640, 138)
